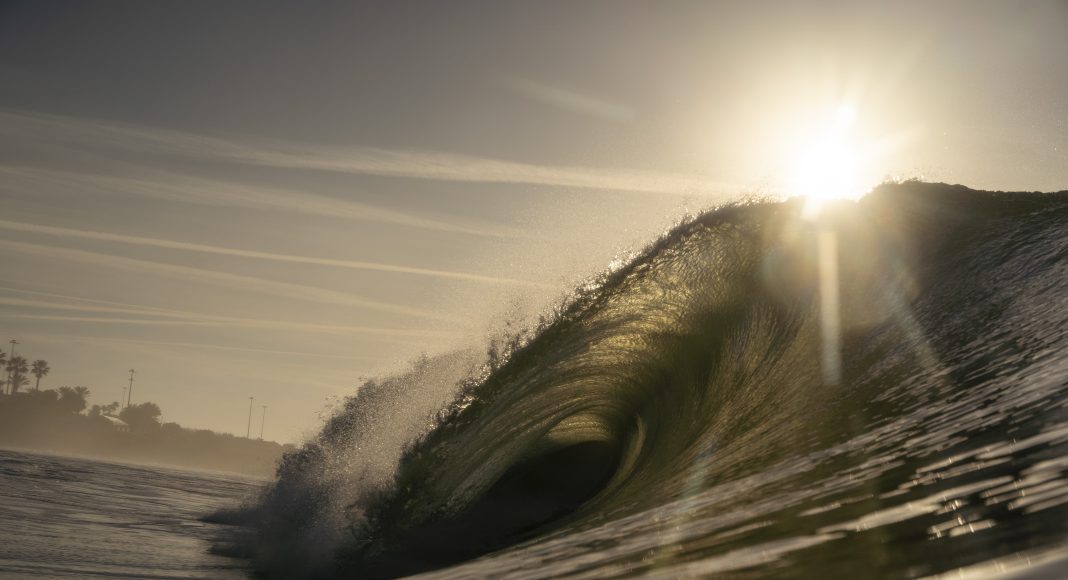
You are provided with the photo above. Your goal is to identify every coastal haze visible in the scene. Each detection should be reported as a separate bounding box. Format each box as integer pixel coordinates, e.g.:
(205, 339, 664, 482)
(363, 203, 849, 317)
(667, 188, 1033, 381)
(1, 0, 1066, 445)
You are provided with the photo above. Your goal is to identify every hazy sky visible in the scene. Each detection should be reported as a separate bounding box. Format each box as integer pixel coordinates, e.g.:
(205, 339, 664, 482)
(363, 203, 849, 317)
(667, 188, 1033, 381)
(1, 1, 1065, 442)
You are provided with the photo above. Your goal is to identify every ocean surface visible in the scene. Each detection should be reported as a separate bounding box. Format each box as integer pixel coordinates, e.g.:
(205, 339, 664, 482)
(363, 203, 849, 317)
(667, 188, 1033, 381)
(4, 182, 1068, 579)
(0, 449, 262, 579)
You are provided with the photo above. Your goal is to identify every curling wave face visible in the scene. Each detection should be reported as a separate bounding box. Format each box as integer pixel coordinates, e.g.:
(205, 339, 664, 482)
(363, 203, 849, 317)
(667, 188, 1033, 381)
(236, 182, 1068, 578)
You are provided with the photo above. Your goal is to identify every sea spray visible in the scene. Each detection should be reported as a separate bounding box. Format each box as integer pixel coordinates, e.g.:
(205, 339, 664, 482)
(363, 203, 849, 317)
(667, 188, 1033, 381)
(245, 350, 482, 576)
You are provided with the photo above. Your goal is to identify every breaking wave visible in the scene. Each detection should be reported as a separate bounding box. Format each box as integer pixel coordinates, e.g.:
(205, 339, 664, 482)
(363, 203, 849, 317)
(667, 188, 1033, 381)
(223, 182, 1068, 578)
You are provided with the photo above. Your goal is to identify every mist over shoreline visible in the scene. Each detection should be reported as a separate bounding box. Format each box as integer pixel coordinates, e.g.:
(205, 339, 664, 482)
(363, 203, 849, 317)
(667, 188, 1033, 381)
(0, 388, 292, 477)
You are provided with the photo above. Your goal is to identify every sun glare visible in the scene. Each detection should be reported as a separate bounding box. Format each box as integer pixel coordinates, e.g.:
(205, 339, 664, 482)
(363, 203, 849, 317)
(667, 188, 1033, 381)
(787, 104, 874, 218)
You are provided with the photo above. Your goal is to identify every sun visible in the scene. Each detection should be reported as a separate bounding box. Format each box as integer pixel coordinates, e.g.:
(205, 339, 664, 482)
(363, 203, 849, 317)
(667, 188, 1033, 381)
(786, 104, 874, 217)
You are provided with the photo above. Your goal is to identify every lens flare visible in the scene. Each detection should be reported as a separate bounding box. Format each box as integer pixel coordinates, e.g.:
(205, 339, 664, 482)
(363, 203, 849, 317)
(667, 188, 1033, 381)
(787, 104, 874, 218)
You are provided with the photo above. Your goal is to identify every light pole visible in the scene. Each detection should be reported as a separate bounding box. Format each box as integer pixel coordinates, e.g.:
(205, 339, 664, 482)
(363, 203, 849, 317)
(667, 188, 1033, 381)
(246, 396, 255, 438)
(125, 369, 135, 408)
(259, 405, 267, 440)
(6, 339, 17, 396)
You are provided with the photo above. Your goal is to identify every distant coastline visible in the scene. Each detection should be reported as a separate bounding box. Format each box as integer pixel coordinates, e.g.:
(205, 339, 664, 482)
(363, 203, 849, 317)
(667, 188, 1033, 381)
(0, 389, 293, 477)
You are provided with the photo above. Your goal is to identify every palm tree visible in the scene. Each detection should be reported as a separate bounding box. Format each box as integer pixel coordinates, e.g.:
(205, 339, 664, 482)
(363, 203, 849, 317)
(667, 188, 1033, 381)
(6, 356, 28, 395)
(31, 359, 50, 391)
(9, 375, 29, 394)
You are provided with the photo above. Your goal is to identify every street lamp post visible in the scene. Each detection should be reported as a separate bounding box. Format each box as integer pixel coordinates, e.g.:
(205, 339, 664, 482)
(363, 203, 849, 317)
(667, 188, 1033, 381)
(246, 396, 255, 438)
(126, 369, 135, 408)
(259, 405, 267, 440)
(6, 339, 18, 396)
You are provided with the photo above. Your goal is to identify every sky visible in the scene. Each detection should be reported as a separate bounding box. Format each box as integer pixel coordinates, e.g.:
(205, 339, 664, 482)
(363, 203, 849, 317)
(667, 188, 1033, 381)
(1, 1, 1066, 443)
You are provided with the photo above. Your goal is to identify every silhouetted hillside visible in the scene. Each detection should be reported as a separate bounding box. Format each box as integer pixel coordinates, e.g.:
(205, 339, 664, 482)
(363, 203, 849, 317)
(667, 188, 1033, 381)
(0, 388, 292, 477)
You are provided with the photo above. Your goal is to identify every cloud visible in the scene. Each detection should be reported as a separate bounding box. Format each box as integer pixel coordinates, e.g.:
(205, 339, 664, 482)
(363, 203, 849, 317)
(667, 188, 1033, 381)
(504, 77, 635, 121)
(0, 165, 525, 239)
(101, 337, 372, 361)
(0, 240, 462, 323)
(1, 108, 733, 195)
(28, 331, 379, 362)
(0, 218, 548, 288)
(0, 295, 459, 343)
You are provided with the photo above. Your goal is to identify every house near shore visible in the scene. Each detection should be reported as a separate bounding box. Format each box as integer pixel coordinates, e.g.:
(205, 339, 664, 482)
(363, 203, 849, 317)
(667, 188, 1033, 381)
(101, 415, 130, 433)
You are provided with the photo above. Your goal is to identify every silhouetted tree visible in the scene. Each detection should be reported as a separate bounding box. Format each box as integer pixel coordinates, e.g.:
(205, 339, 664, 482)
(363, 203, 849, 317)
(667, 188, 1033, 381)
(119, 402, 162, 431)
(0, 351, 6, 394)
(22, 389, 59, 406)
(15, 389, 60, 416)
(88, 401, 121, 417)
(31, 360, 50, 391)
(9, 375, 29, 394)
(6, 357, 28, 395)
(56, 386, 90, 414)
